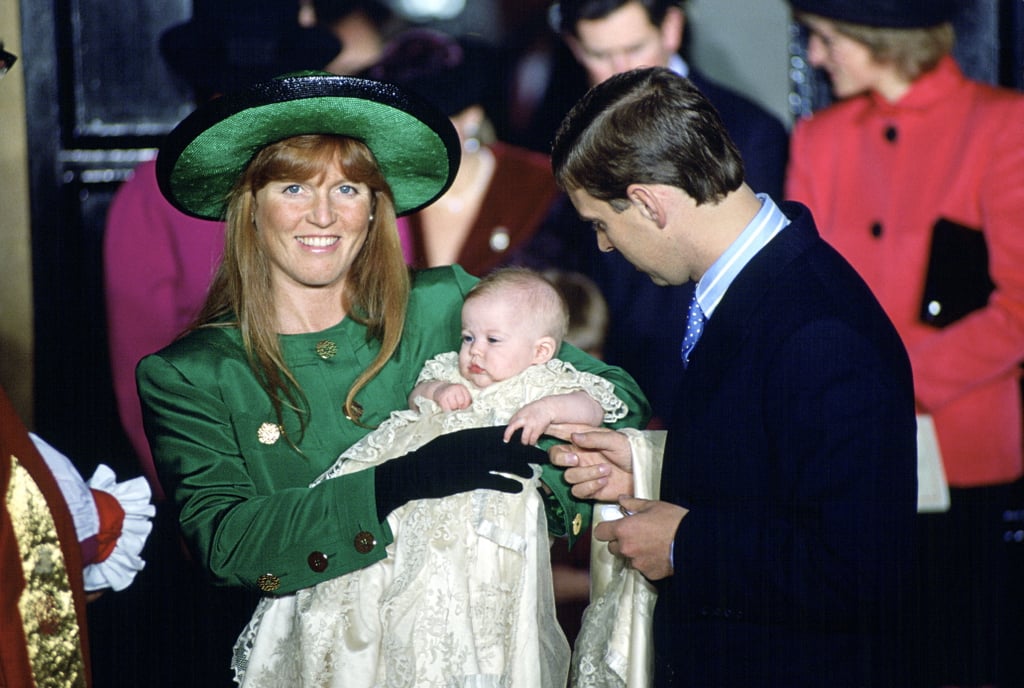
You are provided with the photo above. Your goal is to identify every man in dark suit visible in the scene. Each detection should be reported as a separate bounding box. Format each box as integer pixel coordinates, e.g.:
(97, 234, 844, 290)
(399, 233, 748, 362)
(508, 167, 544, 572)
(549, 66, 918, 687)
(540, 0, 790, 425)
(553, 0, 788, 199)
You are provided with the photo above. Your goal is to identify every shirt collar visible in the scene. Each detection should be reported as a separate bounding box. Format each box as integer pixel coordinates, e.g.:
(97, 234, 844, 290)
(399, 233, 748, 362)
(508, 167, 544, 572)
(668, 53, 689, 78)
(695, 193, 789, 319)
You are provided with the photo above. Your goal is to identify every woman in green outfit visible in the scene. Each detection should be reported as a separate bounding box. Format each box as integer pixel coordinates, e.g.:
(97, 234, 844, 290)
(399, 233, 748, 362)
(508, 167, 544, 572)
(136, 71, 649, 656)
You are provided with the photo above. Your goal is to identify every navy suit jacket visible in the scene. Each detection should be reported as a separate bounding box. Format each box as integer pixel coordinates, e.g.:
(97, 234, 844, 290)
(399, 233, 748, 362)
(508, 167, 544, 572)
(652, 202, 918, 687)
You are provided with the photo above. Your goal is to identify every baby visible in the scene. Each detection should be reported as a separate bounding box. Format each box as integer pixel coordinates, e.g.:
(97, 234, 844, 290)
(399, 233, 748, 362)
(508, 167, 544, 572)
(234, 267, 628, 687)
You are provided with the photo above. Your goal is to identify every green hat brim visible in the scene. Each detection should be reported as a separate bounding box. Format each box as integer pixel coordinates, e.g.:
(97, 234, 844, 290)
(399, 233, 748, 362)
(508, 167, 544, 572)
(156, 73, 460, 220)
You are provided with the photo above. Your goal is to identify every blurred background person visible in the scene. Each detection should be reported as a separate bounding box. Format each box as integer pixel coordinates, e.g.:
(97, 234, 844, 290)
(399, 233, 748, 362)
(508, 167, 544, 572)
(785, 1, 1024, 686)
(554, 0, 788, 199)
(303, 0, 404, 76)
(363, 28, 565, 277)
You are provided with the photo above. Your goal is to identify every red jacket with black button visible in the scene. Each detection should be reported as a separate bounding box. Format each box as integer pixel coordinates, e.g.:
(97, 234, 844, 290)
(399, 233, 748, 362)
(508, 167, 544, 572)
(786, 56, 1024, 487)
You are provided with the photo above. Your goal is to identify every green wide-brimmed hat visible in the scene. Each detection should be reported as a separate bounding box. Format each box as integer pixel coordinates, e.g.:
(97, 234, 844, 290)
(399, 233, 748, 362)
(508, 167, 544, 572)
(156, 71, 461, 220)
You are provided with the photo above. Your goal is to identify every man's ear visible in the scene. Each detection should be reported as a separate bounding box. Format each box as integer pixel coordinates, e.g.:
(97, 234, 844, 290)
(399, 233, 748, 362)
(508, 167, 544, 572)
(627, 184, 667, 228)
(533, 336, 558, 364)
(662, 6, 685, 56)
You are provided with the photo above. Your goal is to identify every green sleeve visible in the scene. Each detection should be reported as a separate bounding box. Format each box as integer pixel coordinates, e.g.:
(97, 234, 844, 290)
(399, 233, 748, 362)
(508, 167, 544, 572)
(556, 341, 651, 431)
(138, 352, 394, 595)
(538, 342, 651, 547)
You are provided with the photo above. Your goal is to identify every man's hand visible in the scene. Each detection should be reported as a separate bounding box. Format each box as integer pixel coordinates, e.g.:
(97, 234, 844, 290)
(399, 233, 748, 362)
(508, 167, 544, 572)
(594, 496, 687, 581)
(548, 427, 634, 501)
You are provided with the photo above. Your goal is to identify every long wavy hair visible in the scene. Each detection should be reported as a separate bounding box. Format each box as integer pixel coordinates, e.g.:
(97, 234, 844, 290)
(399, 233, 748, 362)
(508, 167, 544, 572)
(187, 134, 410, 432)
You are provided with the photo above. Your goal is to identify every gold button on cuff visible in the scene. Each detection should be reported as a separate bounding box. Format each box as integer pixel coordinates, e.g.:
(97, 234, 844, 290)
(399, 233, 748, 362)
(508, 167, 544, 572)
(257, 422, 282, 445)
(315, 339, 338, 360)
(256, 573, 281, 592)
(353, 531, 376, 554)
(571, 512, 583, 536)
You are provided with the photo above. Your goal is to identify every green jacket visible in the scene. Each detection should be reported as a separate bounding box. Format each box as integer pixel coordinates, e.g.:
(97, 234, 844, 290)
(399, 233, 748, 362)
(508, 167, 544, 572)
(137, 265, 650, 594)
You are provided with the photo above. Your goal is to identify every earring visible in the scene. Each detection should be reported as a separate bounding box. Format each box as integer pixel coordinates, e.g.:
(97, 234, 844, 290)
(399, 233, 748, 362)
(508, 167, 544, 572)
(463, 122, 480, 154)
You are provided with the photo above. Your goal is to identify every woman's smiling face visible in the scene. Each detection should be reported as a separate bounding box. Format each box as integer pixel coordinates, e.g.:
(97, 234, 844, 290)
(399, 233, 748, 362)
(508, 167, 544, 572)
(253, 157, 373, 294)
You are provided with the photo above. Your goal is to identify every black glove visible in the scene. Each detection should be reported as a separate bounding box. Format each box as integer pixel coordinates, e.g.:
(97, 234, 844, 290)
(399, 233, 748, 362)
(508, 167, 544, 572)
(373, 426, 544, 521)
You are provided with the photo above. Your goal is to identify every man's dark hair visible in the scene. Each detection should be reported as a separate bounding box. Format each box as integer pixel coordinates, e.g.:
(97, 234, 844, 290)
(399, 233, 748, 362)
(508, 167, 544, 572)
(554, 0, 679, 37)
(551, 66, 744, 207)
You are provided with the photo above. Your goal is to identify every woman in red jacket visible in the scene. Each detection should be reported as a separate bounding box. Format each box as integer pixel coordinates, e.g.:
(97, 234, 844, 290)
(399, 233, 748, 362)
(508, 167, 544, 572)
(785, 2, 1024, 686)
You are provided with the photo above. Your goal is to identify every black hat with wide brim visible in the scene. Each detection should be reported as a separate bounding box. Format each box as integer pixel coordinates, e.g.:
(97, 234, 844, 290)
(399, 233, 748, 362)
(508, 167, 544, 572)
(788, 0, 956, 28)
(156, 72, 461, 220)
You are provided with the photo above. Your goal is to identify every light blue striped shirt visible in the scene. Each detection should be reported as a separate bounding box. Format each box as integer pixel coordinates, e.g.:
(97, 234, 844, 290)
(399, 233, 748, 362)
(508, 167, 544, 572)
(693, 194, 790, 322)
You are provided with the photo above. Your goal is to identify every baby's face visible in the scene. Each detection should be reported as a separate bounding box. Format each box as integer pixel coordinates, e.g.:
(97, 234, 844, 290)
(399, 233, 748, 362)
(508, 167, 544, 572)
(458, 293, 545, 388)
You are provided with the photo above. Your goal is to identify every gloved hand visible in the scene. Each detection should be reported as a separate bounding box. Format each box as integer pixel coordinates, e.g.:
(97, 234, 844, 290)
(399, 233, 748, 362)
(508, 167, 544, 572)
(373, 425, 543, 521)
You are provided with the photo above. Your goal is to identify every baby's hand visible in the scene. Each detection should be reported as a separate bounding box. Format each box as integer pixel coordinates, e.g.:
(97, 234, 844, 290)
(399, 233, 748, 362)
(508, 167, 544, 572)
(435, 383, 472, 411)
(504, 398, 554, 445)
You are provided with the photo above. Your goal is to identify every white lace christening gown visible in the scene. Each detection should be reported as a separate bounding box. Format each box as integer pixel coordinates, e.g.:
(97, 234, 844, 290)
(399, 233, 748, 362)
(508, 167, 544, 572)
(232, 354, 627, 688)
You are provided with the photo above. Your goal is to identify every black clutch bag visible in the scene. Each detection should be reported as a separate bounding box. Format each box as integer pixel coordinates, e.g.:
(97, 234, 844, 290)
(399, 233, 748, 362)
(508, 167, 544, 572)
(919, 218, 995, 328)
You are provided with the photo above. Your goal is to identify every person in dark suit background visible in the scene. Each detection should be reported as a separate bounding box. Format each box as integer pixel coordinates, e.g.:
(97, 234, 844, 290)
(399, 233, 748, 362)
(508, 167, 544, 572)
(552, 0, 788, 200)
(548, 66, 918, 686)
(533, 0, 790, 426)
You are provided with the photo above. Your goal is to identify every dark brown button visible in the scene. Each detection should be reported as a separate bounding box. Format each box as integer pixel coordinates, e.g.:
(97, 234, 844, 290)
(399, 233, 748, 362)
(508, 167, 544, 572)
(870, 221, 883, 238)
(256, 573, 281, 592)
(307, 551, 329, 572)
(884, 125, 897, 142)
(354, 531, 376, 554)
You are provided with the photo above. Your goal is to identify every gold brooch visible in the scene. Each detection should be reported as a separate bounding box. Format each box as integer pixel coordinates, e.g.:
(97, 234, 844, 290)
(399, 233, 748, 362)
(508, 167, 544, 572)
(315, 339, 337, 360)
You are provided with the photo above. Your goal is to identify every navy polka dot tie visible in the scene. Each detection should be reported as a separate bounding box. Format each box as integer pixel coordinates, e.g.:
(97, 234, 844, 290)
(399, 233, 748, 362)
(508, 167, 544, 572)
(681, 294, 705, 368)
